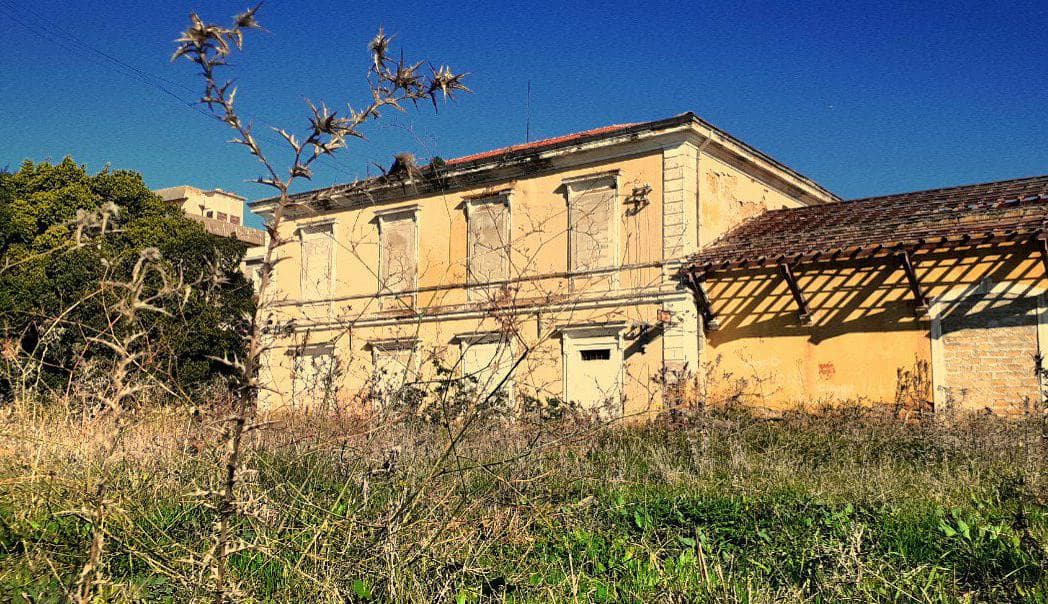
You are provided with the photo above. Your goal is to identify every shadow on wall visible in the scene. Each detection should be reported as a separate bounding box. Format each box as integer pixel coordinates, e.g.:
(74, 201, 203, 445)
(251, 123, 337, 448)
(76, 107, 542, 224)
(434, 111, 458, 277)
(705, 247, 1043, 345)
(699, 246, 1045, 408)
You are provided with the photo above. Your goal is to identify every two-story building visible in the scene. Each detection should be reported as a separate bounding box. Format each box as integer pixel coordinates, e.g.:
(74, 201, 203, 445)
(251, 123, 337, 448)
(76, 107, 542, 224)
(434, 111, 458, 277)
(249, 113, 1048, 415)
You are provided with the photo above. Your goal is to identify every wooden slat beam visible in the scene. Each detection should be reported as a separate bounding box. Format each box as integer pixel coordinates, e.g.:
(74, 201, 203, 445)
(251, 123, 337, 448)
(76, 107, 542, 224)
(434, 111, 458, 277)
(1038, 236, 1048, 277)
(685, 272, 720, 331)
(778, 262, 814, 325)
(896, 250, 929, 316)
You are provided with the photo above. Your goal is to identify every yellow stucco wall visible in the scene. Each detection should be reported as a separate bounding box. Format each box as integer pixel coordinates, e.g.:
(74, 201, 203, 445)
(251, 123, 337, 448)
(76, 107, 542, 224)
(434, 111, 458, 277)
(699, 150, 807, 247)
(703, 246, 1046, 411)
(259, 148, 680, 415)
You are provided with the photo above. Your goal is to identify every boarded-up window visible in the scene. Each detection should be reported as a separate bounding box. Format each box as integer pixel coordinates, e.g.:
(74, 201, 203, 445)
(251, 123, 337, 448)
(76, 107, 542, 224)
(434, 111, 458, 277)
(460, 336, 515, 398)
(467, 197, 510, 287)
(568, 178, 616, 273)
(378, 211, 418, 295)
(300, 223, 334, 301)
(292, 344, 337, 408)
(371, 341, 418, 399)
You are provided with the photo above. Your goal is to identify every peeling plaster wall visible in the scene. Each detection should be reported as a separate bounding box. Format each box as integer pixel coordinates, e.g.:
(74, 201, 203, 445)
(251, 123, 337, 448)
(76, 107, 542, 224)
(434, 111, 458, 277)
(698, 151, 807, 248)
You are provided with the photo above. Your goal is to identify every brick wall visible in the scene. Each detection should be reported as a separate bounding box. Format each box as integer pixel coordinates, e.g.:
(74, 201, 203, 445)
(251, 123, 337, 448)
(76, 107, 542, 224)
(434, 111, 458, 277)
(940, 295, 1041, 413)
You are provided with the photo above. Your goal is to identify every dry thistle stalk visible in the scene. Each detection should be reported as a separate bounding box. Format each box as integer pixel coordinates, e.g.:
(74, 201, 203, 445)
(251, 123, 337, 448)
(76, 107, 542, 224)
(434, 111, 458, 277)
(72, 248, 182, 602)
(171, 5, 467, 601)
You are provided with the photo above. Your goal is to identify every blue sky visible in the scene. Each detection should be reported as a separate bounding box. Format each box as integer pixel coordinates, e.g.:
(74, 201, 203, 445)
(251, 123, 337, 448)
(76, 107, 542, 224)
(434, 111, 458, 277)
(2, 0, 1046, 229)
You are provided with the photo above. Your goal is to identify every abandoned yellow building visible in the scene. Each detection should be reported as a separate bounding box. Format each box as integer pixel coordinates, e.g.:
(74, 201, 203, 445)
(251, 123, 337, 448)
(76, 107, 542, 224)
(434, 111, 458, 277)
(248, 112, 1048, 415)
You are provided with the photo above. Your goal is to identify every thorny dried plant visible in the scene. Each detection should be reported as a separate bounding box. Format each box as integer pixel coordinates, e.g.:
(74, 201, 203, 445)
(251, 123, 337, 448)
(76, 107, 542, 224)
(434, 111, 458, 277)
(171, 5, 468, 601)
(70, 247, 211, 602)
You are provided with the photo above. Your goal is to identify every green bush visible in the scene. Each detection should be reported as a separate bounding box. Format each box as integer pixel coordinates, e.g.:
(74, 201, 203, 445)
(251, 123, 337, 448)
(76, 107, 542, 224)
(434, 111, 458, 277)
(0, 158, 253, 399)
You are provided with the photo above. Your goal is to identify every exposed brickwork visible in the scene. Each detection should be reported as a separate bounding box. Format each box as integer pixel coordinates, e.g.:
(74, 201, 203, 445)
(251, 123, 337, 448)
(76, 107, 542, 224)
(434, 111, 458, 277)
(941, 296, 1041, 413)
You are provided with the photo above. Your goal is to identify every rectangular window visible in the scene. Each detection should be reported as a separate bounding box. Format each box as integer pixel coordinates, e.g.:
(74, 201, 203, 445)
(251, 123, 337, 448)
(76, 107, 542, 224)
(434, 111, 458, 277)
(460, 335, 515, 399)
(377, 210, 418, 297)
(292, 344, 337, 408)
(568, 178, 616, 274)
(300, 223, 334, 302)
(467, 197, 510, 289)
(580, 348, 611, 361)
(230, 215, 241, 225)
(371, 340, 418, 400)
(217, 212, 228, 222)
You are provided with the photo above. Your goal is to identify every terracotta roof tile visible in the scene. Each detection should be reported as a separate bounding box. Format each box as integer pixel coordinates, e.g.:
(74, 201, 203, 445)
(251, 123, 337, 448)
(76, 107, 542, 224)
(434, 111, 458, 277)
(445, 123, 638, 166)
(689, 175, 1048, 272)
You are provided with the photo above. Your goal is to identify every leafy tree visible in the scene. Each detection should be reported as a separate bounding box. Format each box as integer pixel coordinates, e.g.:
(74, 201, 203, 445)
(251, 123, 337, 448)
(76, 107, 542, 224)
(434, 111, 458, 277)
(0, 157, 253, 399)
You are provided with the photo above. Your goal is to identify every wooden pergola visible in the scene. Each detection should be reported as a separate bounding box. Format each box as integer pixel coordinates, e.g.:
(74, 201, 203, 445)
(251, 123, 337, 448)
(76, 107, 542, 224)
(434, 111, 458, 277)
(679, 176, 1048, 328)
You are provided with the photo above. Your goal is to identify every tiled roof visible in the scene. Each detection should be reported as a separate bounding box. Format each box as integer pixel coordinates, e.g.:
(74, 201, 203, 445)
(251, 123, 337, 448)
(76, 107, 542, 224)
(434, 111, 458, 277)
(688, 175, 1048, 272)
(445, 123, 638, 166)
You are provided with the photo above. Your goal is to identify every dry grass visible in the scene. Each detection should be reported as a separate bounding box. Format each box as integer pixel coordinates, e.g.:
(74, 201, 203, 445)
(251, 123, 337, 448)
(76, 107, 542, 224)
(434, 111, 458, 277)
(0, 400, 1045, 602)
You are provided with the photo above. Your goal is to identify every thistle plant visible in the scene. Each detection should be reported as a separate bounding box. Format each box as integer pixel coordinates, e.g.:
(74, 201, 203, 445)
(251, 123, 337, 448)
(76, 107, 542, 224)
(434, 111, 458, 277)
(171, 6, 467, 601)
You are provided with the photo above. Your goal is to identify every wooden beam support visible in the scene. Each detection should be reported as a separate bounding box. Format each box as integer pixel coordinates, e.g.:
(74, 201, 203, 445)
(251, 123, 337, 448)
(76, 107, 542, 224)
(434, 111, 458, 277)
(778, 262, 814, 325)
(896, 250, 929, 316)
(1038, 236, 1048, 277)
(685, 272, 720, 331)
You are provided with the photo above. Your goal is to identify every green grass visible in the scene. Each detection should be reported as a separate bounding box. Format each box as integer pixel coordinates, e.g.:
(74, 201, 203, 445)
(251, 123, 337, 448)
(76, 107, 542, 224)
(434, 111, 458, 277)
(0, 405, 1045, 602)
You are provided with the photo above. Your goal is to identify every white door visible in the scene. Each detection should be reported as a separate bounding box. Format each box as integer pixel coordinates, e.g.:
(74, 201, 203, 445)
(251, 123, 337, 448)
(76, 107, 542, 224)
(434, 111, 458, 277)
(563, 328, 624, 413)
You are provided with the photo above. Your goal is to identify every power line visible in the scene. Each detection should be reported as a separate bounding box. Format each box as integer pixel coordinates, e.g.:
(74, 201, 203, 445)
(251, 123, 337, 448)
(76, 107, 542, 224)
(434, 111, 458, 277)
(0, 0, 361, 183)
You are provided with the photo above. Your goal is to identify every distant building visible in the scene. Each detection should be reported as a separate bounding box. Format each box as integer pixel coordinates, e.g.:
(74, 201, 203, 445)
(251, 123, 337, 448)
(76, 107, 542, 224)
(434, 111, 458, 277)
(155, 185, 265, 247)
(154, 185, 266, 284)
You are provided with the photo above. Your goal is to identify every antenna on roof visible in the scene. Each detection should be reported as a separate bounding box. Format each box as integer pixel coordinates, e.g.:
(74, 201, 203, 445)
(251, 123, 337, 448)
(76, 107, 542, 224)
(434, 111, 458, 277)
(525, 80, 532, 143)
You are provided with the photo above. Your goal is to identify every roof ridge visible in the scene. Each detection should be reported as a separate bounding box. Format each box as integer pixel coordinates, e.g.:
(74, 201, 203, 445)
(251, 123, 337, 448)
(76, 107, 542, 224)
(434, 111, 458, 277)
(250, 111, 837, 210)
(444, 122, 640, 165)
(844, 174, 1048, 204)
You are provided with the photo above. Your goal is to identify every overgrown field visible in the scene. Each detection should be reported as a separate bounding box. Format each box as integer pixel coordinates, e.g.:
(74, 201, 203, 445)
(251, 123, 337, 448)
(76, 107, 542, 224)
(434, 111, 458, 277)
(0, 404, 1046, 602)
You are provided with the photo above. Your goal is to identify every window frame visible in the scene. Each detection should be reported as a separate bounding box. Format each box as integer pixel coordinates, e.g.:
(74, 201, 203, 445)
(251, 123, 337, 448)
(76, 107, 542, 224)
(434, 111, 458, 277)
(297, 220, 337, 303)
(464, 191, 512, 299)
(564, 171, 621, 290)
(374, 205, 420, 299)
(291, 342, 337, 408)
(454, 331, 516, 403)
(367, 337, 421, 402)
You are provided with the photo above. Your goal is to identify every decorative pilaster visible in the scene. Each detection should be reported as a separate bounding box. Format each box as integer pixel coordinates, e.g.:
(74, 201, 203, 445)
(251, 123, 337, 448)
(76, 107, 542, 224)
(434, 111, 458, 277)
(661, 142, 701, 378)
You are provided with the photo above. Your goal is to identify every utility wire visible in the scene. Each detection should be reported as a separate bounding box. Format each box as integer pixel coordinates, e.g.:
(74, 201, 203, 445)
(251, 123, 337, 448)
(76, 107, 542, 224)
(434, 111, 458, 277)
(0, 0, 361, 183)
